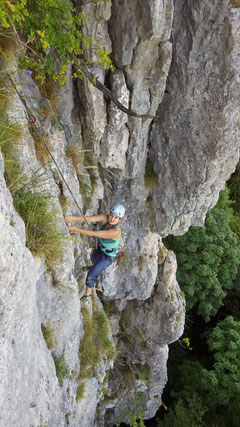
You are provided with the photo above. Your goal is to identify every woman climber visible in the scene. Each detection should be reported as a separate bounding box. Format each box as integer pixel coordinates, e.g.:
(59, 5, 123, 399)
(65, 204, 125, 302)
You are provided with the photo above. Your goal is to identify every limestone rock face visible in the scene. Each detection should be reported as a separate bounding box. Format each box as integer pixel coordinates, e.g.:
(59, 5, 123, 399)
(0, 153, 62, 427)
(97, 249, 185, 425)
(150, 0, 240, 236)
(0, 0, 240, 426)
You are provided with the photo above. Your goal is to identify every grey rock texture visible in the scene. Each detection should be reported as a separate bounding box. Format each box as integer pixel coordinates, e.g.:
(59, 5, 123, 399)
(150, 0, 240, 236)
(0, 152, 62, 427)
(0, 0, 240, 426)
(97, 248, 185, 425)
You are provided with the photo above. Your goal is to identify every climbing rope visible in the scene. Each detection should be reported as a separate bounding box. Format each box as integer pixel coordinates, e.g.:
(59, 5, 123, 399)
(0, 57, 88, 223)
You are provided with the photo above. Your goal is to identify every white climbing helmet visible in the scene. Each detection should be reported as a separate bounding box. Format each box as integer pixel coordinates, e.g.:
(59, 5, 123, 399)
(110, 204, 125, 219)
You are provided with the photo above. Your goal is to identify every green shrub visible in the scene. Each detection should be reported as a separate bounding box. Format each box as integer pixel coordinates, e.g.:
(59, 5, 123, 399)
(0, 118, 22, 153)
(79, 300, 117, 380)
(0, 93, 23, 191)
(0, 0, 113, 84)
(54, 355, 69, 387)
(115, 393, 146, 427)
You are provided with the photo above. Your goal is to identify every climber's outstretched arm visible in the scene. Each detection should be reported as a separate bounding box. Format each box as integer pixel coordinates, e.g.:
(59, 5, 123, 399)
(65, 214, 108, 224)
(67, 225, 120, 240)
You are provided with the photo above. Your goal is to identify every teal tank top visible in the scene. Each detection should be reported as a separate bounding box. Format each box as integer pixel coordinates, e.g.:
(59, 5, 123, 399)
(99, 222, 121, 256)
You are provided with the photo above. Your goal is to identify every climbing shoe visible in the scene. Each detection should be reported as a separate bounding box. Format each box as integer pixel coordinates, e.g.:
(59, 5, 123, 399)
(80, 295, 91, 303)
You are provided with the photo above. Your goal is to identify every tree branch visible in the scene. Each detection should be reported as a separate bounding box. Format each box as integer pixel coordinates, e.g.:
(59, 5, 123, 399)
(79, 60, 160, 120)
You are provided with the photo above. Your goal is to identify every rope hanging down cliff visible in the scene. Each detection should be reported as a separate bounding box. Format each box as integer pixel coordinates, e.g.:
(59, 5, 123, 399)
(0, 50, 159, 220)
(0, 57, 88, 224)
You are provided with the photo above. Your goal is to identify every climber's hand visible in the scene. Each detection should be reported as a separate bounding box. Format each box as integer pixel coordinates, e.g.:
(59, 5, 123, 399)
(65, 216, 76, 224)
(67, 224, 78, 232)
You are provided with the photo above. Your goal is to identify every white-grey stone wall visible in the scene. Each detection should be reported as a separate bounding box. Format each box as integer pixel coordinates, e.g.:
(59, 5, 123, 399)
(0, 0, 239, 425)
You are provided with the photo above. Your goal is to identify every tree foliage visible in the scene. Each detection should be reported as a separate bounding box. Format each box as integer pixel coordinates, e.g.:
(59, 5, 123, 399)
(164, 317, 240, 426)
(203, 316, 240, 409)
(0, 0, 113, 83)
(228, 161, 240, 213)
(165, 189, 240, 321)
(162, 180, 240, 426)
(158, 394, 207, 427)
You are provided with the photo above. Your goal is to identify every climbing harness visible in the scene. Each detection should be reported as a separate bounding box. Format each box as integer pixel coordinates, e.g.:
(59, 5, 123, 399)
(0, 57, 87, 223)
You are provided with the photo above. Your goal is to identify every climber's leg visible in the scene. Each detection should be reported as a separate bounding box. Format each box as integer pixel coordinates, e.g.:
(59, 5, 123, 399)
(80, 249, 116, 302)
(85, 251, 113, 289)
(91, 246, 102, 264)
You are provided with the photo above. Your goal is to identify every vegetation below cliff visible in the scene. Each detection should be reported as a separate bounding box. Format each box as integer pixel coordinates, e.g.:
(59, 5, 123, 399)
(1, 1, 240, 426)
(159, 169, 240, 427)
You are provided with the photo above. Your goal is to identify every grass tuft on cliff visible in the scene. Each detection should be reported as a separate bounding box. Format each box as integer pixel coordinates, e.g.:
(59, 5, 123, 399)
(14, 186, 68, 267)
(144, 157, 158, 190)
(231, 0, 240, 7)
(54, 355, 69, 387)
(41, 324, 55, 350)
(0, 91, 67, 267)
(76, 383, 85, 401)
(66, 145, 90, 170)
(79, 298, 117, 381)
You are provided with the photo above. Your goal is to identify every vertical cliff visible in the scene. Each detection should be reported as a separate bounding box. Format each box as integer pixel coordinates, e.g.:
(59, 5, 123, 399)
(0, 0, 239, 426)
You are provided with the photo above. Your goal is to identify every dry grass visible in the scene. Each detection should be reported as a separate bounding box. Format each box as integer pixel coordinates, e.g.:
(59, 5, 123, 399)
(66, 145, 91, 170)
(0, 84, 24, 190)
(38, 79, 60, 116)
(14, 187, 68, 268)
(0, 31, 17, 55)
(231, 0, 240, 6)
(32, 129, 53, 166)
(144, 157, 158, 190)
(41, 324, 55, 349)
(36, 101, 52, 120)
